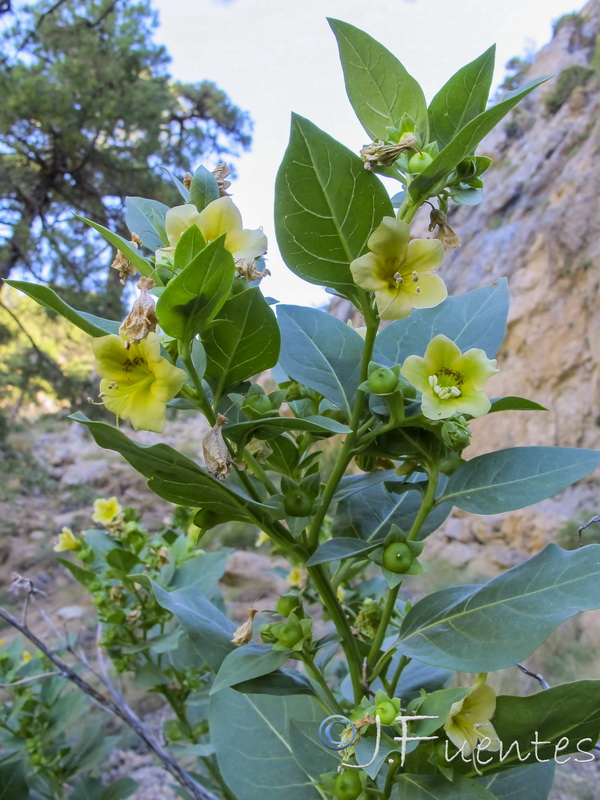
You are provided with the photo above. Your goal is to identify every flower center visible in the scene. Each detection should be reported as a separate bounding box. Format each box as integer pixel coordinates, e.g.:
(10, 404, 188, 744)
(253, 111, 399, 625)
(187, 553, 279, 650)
(122, 355, 146, 372)
(392, 267, 422, 294)
(429, 369, 463, 400)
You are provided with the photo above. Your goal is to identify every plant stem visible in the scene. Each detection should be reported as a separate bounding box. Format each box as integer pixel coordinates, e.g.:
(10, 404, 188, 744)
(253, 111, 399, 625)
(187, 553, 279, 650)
(366, 466, 439, 674)
(307, 317, 378, 551)
(308, 564, 364, 704)
(242, 448, 278, 495)
(303, 653, 344, 713)
(389, 655, 410, 697)
(178, 339, 215, 425)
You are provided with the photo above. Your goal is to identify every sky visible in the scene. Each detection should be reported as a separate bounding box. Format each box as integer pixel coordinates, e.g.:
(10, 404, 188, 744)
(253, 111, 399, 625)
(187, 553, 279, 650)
(153, 0, 583, 307)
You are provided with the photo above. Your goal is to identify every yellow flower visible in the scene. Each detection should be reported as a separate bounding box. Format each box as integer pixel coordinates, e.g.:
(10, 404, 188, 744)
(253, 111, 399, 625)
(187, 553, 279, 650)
(21, 651, 32, 664)
(336, 586, 346, 601)
(255, 531, 270, 547)
(287, 567, 307, 588)
(401, 334, 498, 420)
(53, 527, 79, 552)
(350, 217, 446, 320)
(92, 332, 187, 432)
(92, 496, 122, 524)
(444, 675, 500, 756)
(155, 198, 267, 264)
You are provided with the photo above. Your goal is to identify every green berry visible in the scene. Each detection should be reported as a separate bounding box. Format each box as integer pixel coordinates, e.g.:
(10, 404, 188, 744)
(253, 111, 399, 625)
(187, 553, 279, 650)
(368, 366, 398, 395)
(276, 619, 304, 648)
(334, 769, 362, 800)
(276, 593, 301, 617)
(408, 151, 433, 173)
(382, 542, 414, 574)
(283, 489, 314, 517)
(374, 699, 398, 725)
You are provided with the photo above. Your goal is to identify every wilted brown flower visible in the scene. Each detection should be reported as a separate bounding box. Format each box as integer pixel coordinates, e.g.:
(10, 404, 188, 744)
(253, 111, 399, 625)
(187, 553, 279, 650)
(119, 277, 158, 347)
(235, 257, 270, 282)
(202, 414, 234, 479)
(212, 162, 232, 196)
(360, 134, 418, 170)
(428, 208, 461, 250)
(231, 608, 258, 646)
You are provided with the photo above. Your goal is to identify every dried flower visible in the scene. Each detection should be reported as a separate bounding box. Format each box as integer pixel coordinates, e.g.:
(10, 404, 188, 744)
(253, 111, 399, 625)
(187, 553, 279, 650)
(183, 172, 193, 189)
(202, 414, 234, 479)
(232, 608, 258, 646)
(360, 134, 418, 170)
(110, 234, 141, 283)
(428, 208, 461, 250)
(119, 277, 158, 347)
(235, 257, 270, 282)
(212, 162, 232, 196)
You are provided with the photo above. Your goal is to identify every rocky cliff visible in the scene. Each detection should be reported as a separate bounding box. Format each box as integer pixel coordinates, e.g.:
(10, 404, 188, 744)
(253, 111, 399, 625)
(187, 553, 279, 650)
(334, 0, 600, 571)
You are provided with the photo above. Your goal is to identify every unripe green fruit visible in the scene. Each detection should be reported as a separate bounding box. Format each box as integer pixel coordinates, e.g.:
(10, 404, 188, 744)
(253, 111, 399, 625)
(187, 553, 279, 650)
(276, 619, 303, 648)
(382, 542, 414, 574)
(374, 700, 398, 725)
(408, 151, 433, 173)
(283, 488, 314, 517)
(368, 367, 398, 395)
(260, 623, 278, 644)
(334, 769, 362, 800)
(276, 593, 301, 617)
(243, 394, 273, 419)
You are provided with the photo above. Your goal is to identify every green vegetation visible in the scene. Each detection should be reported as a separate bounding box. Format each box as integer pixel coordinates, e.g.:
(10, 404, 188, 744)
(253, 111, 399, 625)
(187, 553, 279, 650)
(545, 66, 595, 115)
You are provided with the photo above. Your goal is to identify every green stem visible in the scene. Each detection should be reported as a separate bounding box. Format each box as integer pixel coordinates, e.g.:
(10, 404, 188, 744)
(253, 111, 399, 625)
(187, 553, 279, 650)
(178, 339, 215, 425)
(303, 653, 344, 713)
(367, 466, 439, 673)
(308, 564, 364, 705)
(307, 317, 378, 551)
(389, 655, 410, 697)
(241, 448, 278, 495)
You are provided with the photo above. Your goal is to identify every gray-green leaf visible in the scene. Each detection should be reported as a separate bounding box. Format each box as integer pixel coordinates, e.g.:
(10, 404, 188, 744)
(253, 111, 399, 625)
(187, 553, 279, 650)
(398, 544, 600, 671)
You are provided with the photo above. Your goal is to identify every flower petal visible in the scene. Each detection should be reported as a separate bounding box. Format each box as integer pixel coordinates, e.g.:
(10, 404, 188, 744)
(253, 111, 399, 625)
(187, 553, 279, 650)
(405, 238, 445, 272)
(420, 391, 455, 420)
(150, 359, 188, 402)
(407, 273, 448, 309)
(350, 253, 389, 291)
(93, 335, 141, 382)
(197, 196, 243, 243)
(226, 227, 268, 259)
(455, 391, 492, 418)
(459, 349, 499, 390)
(401, 354, 430, 393)
(165, 204, 203, 247)
(367, 217, 409, 261)
(423, 334, 463, 373)
(376, 286, 415, 320)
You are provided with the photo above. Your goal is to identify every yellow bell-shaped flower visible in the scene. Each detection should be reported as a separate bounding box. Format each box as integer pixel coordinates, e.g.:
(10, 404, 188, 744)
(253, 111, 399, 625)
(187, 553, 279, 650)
(444, 674, 500, 757)
(92, 333, 187, 433)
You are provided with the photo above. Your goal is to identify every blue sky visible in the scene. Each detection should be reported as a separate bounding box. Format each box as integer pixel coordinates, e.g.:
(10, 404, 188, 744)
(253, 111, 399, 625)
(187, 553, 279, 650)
(153, 0, 582, 307)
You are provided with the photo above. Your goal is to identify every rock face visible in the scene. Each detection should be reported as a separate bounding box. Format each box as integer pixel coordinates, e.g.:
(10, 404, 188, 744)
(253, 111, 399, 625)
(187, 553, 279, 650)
(334, 1, 600, 568)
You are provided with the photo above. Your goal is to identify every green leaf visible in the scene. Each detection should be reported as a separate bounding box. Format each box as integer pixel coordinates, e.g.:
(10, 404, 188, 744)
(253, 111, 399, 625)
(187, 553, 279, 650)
(125, 196, 169, 250)
(71, 414, 273, 522)
(211, 644, 293, 694)
(105, 548, 139, 574)
(209, 689, 324, 800)
(396, 659, 452, 702)
(398, 543, 600, 671)
(274, 113, 393, 294)
(440, 446, 600, 514)
(329, 18, 428, 142)
(189, 164, 220, 211)
(102, 778, 140, 800)
(171, 549, 231, 600)
(480, 763, 555, 800)
(0, 762, 30, 800)
(288, 720, 339, 779)
(278, 305, 364, 417)
(428, 46, 496, 149)
(224, 414, 350, 441)
(489, 396, 548, 413)
(148, 580, 236, 672)
(374, 280, 509, 364)
(409, 75, 550, 203)
(233, 668, 315, 696)
(306, 537, 380, 566)
(75, 215, 153, 278)
(5, 281, 120, 337)
(155, 234, 235, 340)
(202, 287, 280, 402)
(392, 774, 497, 799)
(333, 482, 451, 542)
